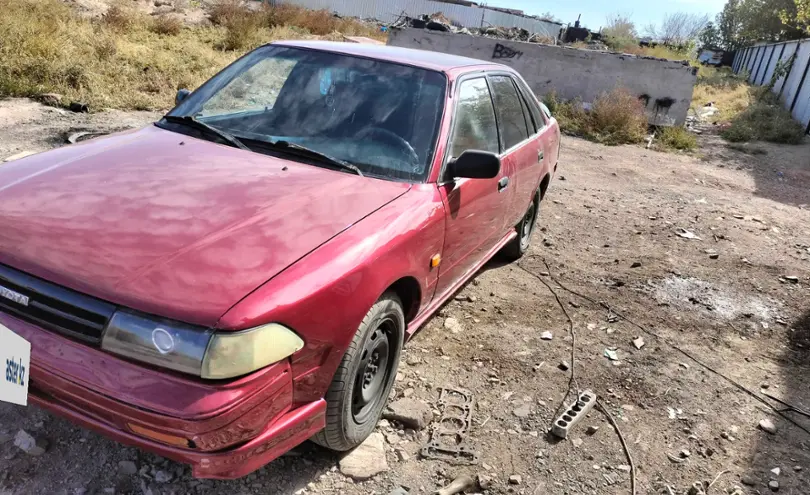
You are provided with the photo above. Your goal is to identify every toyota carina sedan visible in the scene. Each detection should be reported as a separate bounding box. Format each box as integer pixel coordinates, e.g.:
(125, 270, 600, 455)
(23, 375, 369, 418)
(0, 41, 560, 478)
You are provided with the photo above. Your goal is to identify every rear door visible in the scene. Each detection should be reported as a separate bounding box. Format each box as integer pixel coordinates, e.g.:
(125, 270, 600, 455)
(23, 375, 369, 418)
(434, 76, 512, 297)
(516, 76, 559, 179)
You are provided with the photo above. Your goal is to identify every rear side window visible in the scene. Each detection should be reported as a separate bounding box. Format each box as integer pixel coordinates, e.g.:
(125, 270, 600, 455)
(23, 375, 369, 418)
(514, 77, 547, 129)
(489, 76, 529, 150)
(517, 90, 537, 134)
(449, 78, 499, 159)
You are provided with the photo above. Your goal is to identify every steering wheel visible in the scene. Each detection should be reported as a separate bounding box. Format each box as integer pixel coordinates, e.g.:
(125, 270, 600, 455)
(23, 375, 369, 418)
(356, 127, 419, 166)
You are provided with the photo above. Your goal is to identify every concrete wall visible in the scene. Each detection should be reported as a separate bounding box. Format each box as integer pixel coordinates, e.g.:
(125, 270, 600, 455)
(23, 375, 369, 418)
(388, 28, 698, 126)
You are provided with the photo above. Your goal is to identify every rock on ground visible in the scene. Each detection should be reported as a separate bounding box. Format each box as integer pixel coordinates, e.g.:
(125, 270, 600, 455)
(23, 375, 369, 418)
(382, 398, 432, 430)
(14, 430, 47, 456)
(443, 317, 463, 333)
(338, 432, 388, 481)
(117, 460, 137, 476)
(760, 418, 777, 434)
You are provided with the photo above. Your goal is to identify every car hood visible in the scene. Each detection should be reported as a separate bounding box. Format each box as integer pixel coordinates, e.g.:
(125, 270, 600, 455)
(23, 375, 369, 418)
(0, 125, 410, 326)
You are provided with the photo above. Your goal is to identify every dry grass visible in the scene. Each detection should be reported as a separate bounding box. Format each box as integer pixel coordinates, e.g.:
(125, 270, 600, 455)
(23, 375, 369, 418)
(210, 0, 385, 50)
(0, 0, 235, 110)
(609, 43, 691, 61)
(544, 88, 648, 146)
(0, 0, 385, 111)
(691, 66, 752, 124)
(691, 67, 805, 145)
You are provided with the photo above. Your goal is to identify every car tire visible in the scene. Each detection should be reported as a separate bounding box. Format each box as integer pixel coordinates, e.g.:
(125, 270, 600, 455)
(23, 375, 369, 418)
(502, 193, 540, 261)
(312, 292, 405, 451)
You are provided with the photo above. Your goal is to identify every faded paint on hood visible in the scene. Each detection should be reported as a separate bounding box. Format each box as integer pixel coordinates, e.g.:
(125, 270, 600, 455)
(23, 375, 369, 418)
(0, 125, 410, 326)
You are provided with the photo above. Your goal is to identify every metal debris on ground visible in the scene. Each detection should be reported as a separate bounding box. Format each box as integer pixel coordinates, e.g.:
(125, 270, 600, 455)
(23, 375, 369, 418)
(391, 13, 556, 44)
(550, 390, 596, 439)
(433, 474, 475, 495)
(676, 228, 702, 240)
(421, 387, 478, 465)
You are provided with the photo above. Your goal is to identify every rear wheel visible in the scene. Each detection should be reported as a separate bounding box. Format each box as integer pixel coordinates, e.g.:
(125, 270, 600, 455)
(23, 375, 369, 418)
(502, 194, 539, 261)
(312, 292, 404, 451)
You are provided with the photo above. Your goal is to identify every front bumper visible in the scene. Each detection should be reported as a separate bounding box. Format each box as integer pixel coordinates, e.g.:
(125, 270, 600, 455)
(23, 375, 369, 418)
(3, 313, 326, 479)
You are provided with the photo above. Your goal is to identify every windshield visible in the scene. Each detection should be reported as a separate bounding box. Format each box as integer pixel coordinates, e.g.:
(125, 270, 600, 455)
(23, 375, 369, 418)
(166, 45, 447, 182)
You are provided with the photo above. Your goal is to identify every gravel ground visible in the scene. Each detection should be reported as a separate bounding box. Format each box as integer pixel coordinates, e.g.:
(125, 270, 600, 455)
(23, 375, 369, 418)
(1, 99, 810, 495)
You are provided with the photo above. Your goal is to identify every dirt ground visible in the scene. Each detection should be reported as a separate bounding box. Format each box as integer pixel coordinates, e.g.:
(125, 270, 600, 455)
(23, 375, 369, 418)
(1, 98, 809, 495)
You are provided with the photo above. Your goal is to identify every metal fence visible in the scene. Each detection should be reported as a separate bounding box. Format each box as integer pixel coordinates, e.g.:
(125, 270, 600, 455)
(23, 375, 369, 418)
(732, 39, 810, 134)
(273, 0, 563, 38)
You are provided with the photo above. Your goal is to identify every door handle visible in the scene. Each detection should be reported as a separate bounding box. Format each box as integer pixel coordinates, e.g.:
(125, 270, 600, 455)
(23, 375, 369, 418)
(539, 150, 545, 161)
(498, 176, 509, 192)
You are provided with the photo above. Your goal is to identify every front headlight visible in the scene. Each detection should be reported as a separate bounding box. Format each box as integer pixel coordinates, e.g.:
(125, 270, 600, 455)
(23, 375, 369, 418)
(101, 311, 303, 379)
(201, 324, 305, 379)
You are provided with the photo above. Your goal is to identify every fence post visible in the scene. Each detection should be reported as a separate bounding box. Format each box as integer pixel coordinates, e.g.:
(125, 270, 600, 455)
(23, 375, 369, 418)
(778, 42, 801, 99)
(745, 47, 755, 77)
(790, 45, 810, 113)
(734, 48, 743, 72)
(738, 48, 749, 72)
(753, 46, 767, 84)
(760, 45, 778, 86)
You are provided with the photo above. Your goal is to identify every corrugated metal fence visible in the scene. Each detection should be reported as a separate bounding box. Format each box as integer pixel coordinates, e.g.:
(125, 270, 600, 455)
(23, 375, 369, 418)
(272, 0, 563, 38)
(732, 39, 810, 134)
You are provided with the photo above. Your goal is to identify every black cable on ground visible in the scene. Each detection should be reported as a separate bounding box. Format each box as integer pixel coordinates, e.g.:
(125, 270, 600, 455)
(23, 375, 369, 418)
(596, 400, 636, 495)
(522, 256, 810, 437)
(516, 263, 579, 420)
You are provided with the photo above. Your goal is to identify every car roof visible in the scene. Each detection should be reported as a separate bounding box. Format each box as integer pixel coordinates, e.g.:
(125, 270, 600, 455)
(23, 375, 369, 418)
(272, 40, 504, 72)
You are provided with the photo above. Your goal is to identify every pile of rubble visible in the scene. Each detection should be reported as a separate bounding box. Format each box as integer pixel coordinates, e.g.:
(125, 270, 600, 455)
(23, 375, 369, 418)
(391, 13, 557, 44)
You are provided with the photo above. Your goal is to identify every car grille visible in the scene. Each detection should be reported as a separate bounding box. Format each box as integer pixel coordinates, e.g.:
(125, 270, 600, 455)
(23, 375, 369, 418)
(0, 264, 115, 345)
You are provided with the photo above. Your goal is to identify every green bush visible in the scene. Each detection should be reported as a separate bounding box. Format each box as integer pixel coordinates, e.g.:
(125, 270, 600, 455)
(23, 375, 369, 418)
(721, 91, 806, 145)
(656, 126, 697, 151)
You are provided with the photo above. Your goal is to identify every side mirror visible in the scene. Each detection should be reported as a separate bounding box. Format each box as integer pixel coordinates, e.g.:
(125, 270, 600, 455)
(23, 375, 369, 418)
(446, 150, 501, 180)
(175, 88, 191, 106)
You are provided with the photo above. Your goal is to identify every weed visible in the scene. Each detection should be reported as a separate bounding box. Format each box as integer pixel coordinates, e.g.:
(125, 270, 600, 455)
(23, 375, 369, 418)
(150, 15, 183, 36)
(588, 88, 648, 145)
(221, 10, 266, 51)
(656, 126, 697, 151)
(720, 122, 756, 142)
(208, 0, 248, 26)
(102, 4, 143, 33)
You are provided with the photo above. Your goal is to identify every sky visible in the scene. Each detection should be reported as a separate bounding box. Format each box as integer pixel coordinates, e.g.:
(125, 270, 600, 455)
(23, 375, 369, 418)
(483, 0, 728, 31)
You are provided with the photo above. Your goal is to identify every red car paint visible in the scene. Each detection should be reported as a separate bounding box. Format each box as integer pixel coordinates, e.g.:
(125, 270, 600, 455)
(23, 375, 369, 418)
(0, 41, 559, 479)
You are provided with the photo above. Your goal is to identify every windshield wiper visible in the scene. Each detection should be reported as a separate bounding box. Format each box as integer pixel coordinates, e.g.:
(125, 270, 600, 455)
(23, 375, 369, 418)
(266, 140, 363, 177)
(162, 115, 250, 151)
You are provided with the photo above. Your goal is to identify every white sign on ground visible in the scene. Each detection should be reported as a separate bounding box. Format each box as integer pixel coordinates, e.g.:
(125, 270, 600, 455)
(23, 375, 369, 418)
(0, 323, 30, 406)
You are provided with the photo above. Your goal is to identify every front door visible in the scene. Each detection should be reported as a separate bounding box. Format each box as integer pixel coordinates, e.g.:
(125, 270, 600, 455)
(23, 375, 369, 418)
(486, 74, 536, 227)
(435, 76, 514, 297)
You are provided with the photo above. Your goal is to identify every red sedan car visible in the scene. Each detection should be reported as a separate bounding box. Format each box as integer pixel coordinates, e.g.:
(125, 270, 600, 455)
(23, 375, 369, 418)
(0, 41, 559, 478)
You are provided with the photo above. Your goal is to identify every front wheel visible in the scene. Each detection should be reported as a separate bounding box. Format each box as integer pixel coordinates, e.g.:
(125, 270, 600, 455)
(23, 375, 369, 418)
(312, 292, 404, 451)
(502, 196, 539, 261)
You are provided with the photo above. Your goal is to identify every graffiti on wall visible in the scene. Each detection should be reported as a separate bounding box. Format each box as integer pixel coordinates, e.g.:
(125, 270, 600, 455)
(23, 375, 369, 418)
(492, 43, 523, 60)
